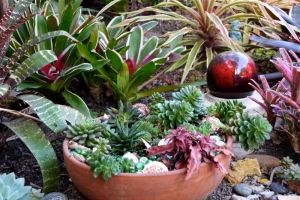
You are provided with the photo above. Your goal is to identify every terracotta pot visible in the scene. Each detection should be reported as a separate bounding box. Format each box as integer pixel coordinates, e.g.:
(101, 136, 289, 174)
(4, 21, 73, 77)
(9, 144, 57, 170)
(63, 136, 233, 200)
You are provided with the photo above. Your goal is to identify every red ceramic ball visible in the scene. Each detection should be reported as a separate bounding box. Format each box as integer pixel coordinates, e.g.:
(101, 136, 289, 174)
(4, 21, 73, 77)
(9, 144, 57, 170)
(206, 51, 258, 99)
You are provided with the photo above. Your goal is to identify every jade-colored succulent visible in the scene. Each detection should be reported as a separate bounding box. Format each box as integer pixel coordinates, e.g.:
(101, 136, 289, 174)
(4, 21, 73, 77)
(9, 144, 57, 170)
(90, 138, 112, 154)
(172, 86, 207, 122)
(65, 119, 103, 147)
(180, 122, 211, 135)
(225, 112, 272, 150)
(157, 100, 194, 130)
(117, 157, 136, 173)
(87, 155, 121, 182)
(0, 173, 43, 200)
(107, 101, 144, 126)
(148, 92, 165, 114)
(209, 100, 246, 124)
(105, 120, 149, 154)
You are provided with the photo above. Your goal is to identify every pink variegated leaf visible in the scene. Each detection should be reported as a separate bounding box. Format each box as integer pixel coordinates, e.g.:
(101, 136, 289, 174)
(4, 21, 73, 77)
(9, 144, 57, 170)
(146, 142, 174, 157)
(185, 145, 201, 180)
(279, 48, 293, 66)
(260, 75, 271, 91)
(269, 90, 299, 109)
(289, 50, 300, 62)
(271, 57, 293, 84)
(248, 96, 269, 112)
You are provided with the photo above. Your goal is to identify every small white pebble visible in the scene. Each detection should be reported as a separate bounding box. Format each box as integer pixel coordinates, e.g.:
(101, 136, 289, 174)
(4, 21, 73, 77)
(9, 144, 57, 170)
(123, 152, 139, 164)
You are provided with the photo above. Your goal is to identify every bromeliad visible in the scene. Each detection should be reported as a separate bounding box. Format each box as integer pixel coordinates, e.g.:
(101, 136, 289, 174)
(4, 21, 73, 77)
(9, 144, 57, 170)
(40, 46, 71, 83)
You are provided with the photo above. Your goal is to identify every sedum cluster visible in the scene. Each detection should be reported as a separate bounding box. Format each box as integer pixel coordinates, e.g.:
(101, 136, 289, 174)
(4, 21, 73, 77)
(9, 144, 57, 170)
(277, 157, 300, 181)
(149, 86, 207, 130)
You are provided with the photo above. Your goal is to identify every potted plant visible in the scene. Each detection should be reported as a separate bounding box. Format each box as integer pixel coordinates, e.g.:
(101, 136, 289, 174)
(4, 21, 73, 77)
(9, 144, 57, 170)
(62, 86, 272, 200)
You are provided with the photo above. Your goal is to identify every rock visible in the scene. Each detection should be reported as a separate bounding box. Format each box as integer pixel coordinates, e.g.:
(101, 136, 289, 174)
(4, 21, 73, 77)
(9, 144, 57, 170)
(250, 185, 265, 193)
(233, 183, 253, 197)
(246, 194, 260, 199)
(246, 155, 280, 168)
(123, 152, 139, 164)
(277, 195, 300, 200)
(225, 159, 261, 184)
(270, 182, 288, 194)
(233, 143, 254, 160)
(142, 161, 168, 173)
(269, 195, 279, 200)
(231, 194, 248, 200)
(43, 192, 68, 200)
(259, 191, 275, 198)
(260, 179, 271, 186)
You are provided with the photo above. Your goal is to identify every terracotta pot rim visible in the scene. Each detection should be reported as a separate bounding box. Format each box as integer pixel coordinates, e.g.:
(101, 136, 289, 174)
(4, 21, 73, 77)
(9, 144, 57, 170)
(63, 135, 233, 177)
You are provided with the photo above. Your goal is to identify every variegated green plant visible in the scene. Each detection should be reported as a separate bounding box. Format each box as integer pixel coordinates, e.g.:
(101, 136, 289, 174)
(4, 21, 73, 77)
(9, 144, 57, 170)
(250, 3, 300, 53)
(0, 1, 84, 192)
(78, 19, 206, 103)
(7, 0, 122, 115)
(9, 0, 104, 95)
(118, 0, 266, 82)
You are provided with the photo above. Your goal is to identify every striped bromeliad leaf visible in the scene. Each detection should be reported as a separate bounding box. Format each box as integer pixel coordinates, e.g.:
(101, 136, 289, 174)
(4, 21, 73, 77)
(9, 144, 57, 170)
(2, 118, 60, 193)
(19, 94, 68, 133)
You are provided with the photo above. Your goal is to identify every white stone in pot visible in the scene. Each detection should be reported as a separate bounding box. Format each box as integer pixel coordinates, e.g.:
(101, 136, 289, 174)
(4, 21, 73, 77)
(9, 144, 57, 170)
(123, 152, 139, 164)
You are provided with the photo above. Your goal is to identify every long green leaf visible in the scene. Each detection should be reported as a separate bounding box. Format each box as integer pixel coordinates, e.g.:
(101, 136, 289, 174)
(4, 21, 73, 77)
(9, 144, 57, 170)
(2, 118, 60, 193)
(19, 94, 68, 133)
(106, 49, 123, 72)
(76, 23, 97, 42)
(167, 53, 188, 72)
(56, 104, 86, 124)
(181, 40, 204, 83)
(34, 14, 51, 50)
(137, 36, 158, 66)
(62, 88, 92, 119)
(107, 15, 125, 39)
(55, 4, 73, 54)
(135, 80, 207, 102)
(126, 26, 143, 62)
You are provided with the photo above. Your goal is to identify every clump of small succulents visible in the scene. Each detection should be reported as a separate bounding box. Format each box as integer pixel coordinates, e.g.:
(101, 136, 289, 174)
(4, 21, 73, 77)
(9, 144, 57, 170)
(276, 157, 300, 181)
(66, 86, 272, 182)
(148, 86, 207, 130)
(0, 172, 44, 200)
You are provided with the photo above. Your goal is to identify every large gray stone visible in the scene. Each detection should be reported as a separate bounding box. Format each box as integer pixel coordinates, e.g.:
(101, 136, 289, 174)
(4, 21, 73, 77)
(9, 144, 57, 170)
(233, 183, 252, 197)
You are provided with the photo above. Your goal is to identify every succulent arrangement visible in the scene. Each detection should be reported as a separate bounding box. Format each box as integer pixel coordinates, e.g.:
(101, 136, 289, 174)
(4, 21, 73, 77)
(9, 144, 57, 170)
(65, 86, 272, 182)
